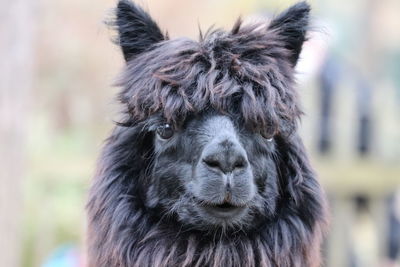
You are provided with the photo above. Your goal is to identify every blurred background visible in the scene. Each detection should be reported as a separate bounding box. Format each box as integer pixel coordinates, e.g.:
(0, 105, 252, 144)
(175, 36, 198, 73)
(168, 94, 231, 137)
(0, 0, 399, 266)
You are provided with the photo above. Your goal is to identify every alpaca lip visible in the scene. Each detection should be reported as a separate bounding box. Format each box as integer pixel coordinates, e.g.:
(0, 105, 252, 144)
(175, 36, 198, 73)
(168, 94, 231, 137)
(199, 201, 246, 218)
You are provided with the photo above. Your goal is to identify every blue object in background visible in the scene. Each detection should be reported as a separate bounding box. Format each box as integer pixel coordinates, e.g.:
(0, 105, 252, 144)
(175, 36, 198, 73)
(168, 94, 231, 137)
(42, 244, 81, 267)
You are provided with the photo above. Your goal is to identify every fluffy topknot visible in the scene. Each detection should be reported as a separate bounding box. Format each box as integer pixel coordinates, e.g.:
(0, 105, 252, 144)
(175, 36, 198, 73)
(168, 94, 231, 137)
(116, 22, 305, 137)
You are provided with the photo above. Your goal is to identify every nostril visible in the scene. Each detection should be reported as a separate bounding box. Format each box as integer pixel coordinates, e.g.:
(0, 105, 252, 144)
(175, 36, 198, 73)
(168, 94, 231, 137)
(233, 160, 246, 169)
(203, 156, 247, 173)
(203, 158, 221, 170)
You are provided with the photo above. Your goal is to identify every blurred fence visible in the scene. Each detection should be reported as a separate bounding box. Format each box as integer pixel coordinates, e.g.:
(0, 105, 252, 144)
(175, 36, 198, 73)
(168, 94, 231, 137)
(299, 47, 400, 266)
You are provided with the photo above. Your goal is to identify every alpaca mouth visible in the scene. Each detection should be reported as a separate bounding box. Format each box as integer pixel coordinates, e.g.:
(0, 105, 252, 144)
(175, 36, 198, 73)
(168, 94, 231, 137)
(197, 199, 247, 218)
(214, 202, 235, 209)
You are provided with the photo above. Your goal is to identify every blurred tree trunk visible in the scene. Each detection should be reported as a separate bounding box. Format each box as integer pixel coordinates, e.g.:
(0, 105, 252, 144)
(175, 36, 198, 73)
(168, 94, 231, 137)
(0, 0, 35, 266)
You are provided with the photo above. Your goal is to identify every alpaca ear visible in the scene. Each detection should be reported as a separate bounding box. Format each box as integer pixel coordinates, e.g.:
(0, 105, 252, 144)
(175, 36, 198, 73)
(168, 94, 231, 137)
(268, 1, 310, 66)
(116, 0, 165, 62)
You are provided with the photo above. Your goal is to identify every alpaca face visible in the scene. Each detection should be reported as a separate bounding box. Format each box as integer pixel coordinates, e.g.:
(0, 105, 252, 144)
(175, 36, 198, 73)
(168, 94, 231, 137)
(108, 0, 317, 231)
(149, 112, 279, 229)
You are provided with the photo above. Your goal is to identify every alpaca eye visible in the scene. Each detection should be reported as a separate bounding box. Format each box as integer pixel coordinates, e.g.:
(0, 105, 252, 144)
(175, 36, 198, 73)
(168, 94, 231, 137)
(260, 131, 274, 142)
(156, 123, 174, 140)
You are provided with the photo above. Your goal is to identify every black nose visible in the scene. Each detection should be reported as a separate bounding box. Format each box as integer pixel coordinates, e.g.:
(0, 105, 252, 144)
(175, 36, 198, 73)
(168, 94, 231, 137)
(202, 139, 248, 173)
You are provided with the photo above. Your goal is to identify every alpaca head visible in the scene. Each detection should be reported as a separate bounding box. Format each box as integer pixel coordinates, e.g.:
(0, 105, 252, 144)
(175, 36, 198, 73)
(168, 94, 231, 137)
(87, 2, 328, 266)
(109, 0, 315, 231)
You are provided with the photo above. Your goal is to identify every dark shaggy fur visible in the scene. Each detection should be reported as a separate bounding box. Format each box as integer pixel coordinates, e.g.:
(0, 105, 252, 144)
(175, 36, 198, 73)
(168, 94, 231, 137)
(87, 1, 328, 266)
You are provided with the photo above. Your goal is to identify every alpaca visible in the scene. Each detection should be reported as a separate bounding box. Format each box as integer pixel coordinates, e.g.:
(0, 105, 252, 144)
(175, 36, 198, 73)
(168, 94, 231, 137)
(87, 1, 328, 266)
